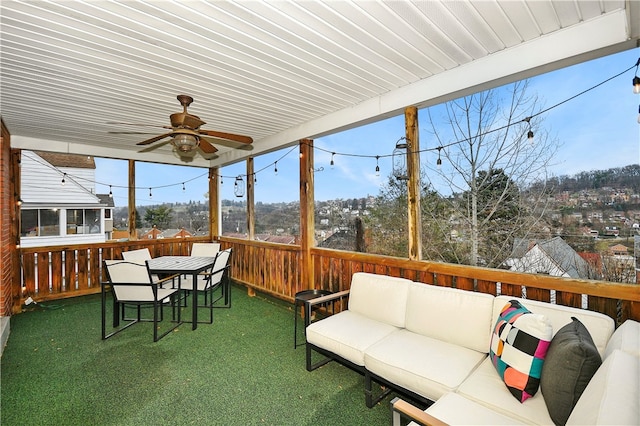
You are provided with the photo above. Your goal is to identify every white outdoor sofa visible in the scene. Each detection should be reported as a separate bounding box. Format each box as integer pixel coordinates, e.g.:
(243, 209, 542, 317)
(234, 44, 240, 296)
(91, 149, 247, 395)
(305, 272, 640, 425)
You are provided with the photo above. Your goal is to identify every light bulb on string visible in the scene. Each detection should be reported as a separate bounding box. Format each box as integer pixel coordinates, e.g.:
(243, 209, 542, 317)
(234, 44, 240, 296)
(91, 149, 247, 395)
(274, 161, 278, 175)
(375, 156, 380, 177)
(109, 185, 113, 198)
(61, 173, 66, 186)
(633, 76, 640, 95)
(182, 182, 186, 192)
(637, 105, 640, 124)
(149, 187, 152, 198)
(436, 147, 442, 169)
(330, 152, 335, 168)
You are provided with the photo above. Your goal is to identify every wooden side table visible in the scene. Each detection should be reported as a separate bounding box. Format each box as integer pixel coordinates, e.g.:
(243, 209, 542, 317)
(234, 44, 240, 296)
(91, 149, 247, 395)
(293, 289, 333, 348)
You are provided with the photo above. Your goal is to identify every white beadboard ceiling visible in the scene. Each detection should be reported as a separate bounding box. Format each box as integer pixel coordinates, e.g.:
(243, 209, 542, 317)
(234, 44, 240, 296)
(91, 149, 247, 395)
(1, 0, 638, 168)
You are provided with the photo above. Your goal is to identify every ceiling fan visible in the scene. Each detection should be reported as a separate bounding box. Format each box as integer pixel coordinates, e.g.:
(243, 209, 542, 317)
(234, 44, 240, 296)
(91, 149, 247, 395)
(110, 95, 253, 160)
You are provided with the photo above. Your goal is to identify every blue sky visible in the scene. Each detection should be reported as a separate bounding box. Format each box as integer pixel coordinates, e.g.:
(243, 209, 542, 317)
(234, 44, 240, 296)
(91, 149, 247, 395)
(96, 48, 639, 206)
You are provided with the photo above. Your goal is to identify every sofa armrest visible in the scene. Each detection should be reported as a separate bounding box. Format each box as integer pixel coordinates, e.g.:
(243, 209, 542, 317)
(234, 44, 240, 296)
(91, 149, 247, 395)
(306, 289, 350, 307)
(391, 398, 448, 426)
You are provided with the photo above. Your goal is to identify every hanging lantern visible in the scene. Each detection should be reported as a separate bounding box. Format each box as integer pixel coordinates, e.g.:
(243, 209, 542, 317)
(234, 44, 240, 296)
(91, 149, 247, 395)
(392, 138, 408, 181)
(234, 175, 245, 197)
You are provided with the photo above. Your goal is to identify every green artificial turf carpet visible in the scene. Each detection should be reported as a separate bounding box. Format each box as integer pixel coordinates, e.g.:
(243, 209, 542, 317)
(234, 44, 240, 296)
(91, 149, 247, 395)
(1, 285, 395, 425)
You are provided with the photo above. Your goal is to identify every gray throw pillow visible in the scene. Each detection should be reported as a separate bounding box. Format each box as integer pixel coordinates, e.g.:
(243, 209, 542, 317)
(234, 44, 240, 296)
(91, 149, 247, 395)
(540, 317, 602, 426)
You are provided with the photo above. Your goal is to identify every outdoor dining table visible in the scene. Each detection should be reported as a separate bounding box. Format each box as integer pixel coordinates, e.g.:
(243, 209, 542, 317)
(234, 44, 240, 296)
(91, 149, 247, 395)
(146, 256, 216, 330)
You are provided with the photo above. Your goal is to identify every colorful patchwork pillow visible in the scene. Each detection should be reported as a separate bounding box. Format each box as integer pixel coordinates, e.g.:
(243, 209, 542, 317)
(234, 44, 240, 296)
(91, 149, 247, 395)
(490, 300, 553, 403)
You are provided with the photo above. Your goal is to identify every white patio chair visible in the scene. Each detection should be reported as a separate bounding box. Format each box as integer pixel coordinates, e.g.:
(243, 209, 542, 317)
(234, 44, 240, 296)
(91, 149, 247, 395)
(102, 260, 181, 342)
(180, 248, 232, 323)
(122, 248, 172, 285)
(190, 242, 220, 257)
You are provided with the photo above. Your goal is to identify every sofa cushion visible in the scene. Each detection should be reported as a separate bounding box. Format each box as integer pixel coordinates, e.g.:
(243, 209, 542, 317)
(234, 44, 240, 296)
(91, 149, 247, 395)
(348, 272, 412, 328)
(423, 392, 526, 425)
(540, 317, 602, 426)
(492, 295, 614, 358)
(306, 310, 399, 366)
(405, 282, 495, 353)
(457, 357, 556, 425)
(490, 300, 552, 403)
(364, 329, 487, 401)
(604, 319, 640, 359)
(566, 349, 640, 425)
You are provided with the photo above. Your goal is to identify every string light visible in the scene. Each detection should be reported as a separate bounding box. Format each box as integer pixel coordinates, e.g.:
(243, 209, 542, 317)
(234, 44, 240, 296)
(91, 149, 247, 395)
(523, 117, 534, 143)
(633, 58, 640, 94)
(274, 161, 278, 175)
(30, 58, 637, 195)
(182, 182, 186, 191)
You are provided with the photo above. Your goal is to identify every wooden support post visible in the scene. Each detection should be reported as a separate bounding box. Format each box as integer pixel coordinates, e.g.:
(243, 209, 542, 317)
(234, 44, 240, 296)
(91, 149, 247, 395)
(127, 159, 137, 240)
(246, 158, 255, 241)
(406, 106, 422, 261)
(208, 167, 220, 238)
(299, 139, 314, 291)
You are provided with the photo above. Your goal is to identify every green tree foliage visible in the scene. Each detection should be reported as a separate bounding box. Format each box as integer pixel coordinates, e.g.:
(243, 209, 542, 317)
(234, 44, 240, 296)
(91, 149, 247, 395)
(144, 205, 173, 229)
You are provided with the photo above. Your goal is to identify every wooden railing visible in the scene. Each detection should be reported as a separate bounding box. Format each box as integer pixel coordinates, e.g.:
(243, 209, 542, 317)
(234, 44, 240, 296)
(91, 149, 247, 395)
(17, 237, 640, 325)
(18, 236, 210, 303)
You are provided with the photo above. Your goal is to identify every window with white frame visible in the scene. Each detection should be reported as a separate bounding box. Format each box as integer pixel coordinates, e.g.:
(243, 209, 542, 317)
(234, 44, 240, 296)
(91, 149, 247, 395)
(20, 209, 60, 237)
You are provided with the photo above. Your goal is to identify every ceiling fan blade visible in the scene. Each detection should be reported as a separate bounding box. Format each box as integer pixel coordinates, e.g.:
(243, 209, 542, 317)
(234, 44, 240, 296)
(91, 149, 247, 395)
(136, 132, 174, 145)
(139, 139, 172, 153)
(199, 129, 253, 145)
(198, 138, 218, 154)
(107, 121, 172, 129)
(109, 131, 157, 135)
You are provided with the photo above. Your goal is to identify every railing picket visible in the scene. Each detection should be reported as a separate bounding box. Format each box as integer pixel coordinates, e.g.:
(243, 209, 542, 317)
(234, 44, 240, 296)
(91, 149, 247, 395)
(51, 252, 62, 294)
(64, 249, 76, 292)
(37, 252, 49, 295)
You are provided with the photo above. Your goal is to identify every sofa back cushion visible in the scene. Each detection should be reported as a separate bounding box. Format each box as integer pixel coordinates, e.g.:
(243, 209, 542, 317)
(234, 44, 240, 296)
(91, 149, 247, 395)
(405, 282, 495, 353)
(348, 272, 411, 328)
(492, 296, 614, 357)
(566, 349, 640, 425)
(604, 319, 640, 359)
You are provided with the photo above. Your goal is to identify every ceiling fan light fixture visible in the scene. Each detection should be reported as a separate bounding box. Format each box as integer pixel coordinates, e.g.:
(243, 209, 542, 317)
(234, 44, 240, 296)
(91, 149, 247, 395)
(172, 133, 199, 153)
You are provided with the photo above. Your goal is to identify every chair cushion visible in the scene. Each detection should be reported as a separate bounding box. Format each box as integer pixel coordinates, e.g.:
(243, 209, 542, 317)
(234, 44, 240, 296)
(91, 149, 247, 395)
(405, 282, 495, 353)
(540, 317, 602, 426)
(347, 272, 411, 328)
(489, 300, 552, 403)
(566, 349, 640, 425)
(492, 295, 614, 358)
(364, 329, 487, 401)
(306, 311, 399, 367)
(457, 357, 556, 425)
(424, 392, 526, 425)
(604, 319, 640, 359)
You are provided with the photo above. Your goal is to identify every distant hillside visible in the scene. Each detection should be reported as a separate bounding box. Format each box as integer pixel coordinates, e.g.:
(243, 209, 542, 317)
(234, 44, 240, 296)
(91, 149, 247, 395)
(545, 164, 640, 192)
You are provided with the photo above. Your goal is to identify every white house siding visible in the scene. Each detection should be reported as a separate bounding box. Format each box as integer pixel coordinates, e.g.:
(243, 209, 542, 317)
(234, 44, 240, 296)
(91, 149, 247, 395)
(21, 152, 99, 204)
(19, 151, 108, 247)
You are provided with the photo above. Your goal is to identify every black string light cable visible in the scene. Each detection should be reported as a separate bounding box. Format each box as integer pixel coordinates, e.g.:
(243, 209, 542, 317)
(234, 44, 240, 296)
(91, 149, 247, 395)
(19, 58, 639, 195)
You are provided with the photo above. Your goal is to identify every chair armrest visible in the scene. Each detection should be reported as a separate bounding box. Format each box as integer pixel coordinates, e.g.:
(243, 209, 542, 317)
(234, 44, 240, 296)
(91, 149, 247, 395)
(391, 397, 448, 426)
(306, 289, 350, 307)
(156, 274, 179, 285)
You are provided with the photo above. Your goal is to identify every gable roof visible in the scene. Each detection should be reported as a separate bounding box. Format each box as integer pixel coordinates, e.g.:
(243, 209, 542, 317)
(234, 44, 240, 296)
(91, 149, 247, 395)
(34, 151, 95, 169)
(508, 236, 593, 279)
